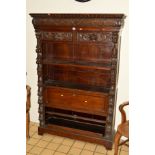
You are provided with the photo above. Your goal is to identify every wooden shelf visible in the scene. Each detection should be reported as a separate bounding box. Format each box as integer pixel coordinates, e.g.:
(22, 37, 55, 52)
(42, 59, 112, 70)
(46, 116, 105, 134)
(45, 111, 106, 125)
(44, 80, 110, 93)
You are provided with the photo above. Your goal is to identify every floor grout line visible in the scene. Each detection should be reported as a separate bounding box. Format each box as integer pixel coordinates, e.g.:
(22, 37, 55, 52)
(38, 138, 52, 155)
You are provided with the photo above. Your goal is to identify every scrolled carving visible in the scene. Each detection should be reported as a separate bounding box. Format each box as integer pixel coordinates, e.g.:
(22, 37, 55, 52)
(40, 121, 45, 127)
(42, 32, 72, 41)
(35, 31, 42, 39)
(105, 96, 114, 138)
(108, 107, 113, 114)
(38, 104, 44, 113)
(39, 114, 44, 120)
(37, 65, 42, 73)
(111, 58, 117, 67)
(104, 41, 117, 140)
(39, 77, 43, 82)
(38, 96, 43, 103)
(107, 115, 112, 123)
(106, 125, 112, 131)
(35, 30, 45, 127)
(78, 32, 112, 42)
(112, 32, 119, 43)
(104, 95, 115, 139)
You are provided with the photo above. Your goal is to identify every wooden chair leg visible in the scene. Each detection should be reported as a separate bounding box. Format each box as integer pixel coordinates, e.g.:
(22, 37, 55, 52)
(114, 131, 121, 155)
(26, 112, 30, 139)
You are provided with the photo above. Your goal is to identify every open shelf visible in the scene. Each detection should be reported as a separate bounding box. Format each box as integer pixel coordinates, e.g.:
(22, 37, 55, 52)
(43, 59, 112, 69)
(45, 107, 106, 134)
(44, 80, 110, 93)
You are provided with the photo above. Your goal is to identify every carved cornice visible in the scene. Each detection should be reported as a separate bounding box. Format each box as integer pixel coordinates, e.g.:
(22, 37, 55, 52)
(30, 14, 125, 28)
(30, 13, 125, 19)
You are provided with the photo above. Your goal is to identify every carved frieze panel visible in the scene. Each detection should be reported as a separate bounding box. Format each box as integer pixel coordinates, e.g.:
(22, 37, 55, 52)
(32, 18, 124, 28)
(78, 32, 113, 42)
(42, 32, 72, 41)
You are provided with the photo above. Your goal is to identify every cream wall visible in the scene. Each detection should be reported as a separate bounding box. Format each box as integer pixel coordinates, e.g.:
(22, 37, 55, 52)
(26, 0, 129, 130)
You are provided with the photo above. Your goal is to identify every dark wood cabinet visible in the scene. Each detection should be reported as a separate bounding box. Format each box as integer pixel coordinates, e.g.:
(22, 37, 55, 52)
(30, 13, 125, 149)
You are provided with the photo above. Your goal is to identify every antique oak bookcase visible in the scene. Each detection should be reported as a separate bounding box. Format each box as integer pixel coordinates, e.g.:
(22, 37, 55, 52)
(30, 14, 125, 149)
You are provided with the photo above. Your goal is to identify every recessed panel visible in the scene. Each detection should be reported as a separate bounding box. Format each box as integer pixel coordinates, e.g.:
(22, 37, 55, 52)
(42, 42, 73, 61)
(75, 44, 114, 62)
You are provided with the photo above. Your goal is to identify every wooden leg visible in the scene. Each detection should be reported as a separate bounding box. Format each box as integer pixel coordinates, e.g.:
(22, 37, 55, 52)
(26, 112, 30, 139)
(28, 112, 30, 138)
(38, 127, 44, 135)
(26, 112, 28, 139)
(114, 131, 121, 155)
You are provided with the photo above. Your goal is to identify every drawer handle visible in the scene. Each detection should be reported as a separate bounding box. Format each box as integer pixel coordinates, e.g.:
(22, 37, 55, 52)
(60, 94, 64, 97)
(72, 27, 76, 31)
(84, 100, 88, 103)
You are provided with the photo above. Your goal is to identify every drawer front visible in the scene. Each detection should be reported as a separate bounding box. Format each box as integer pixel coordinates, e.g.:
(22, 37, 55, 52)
(44, 87, 109, 115)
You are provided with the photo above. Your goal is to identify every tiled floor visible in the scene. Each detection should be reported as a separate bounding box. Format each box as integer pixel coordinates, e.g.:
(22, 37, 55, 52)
(27, 122, 129, 155)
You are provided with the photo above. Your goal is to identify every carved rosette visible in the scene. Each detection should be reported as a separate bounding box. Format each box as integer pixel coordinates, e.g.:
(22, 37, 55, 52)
(104, 32, 119, 139)
(35, 31, 45, 127)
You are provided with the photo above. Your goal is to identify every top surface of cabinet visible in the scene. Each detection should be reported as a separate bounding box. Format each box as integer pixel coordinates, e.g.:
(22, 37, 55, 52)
(30, 13, 125, 18)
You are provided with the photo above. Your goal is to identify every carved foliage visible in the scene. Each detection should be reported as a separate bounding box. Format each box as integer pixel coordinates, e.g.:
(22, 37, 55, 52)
(35, 31, 45, 127)
(42, 32, 72, 41)
(78, 32, 112, 42)
(112, 32, 119, 57)
(104, 32, 120, 139)
(32, 17, 124, 28)
(104, 95, 115, 139)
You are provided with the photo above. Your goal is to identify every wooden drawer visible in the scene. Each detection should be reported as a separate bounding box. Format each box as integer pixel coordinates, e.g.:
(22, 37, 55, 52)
(44, 86, 109, 116)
